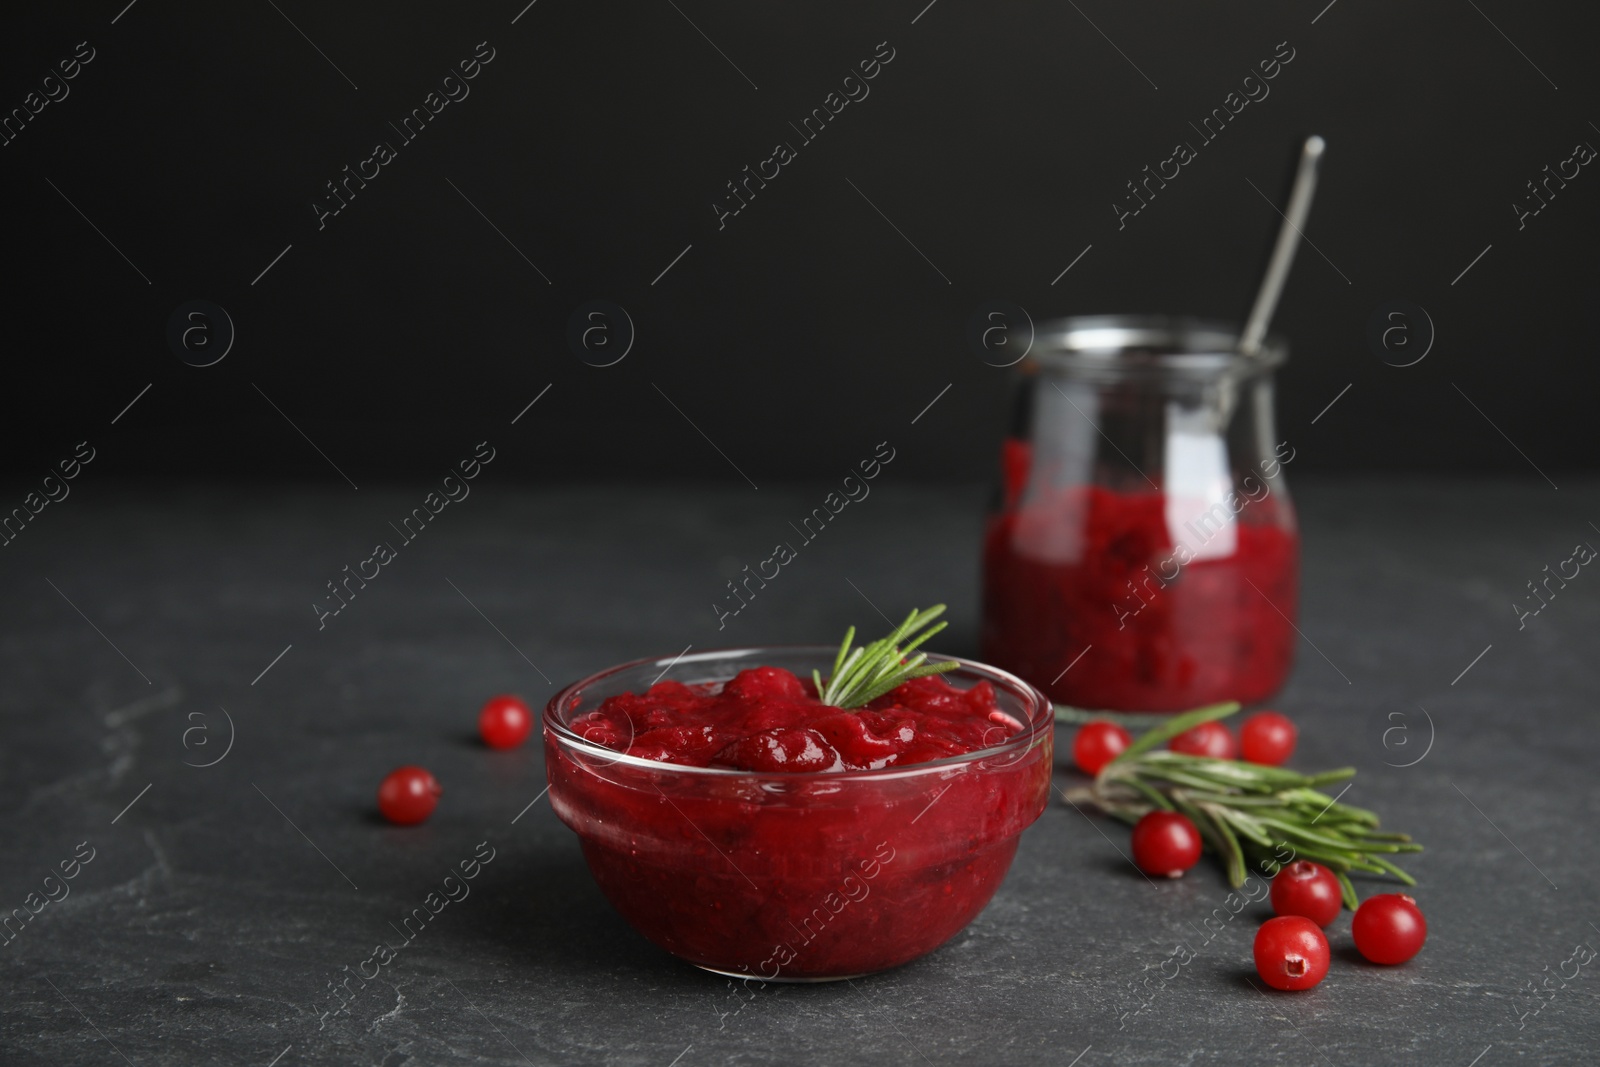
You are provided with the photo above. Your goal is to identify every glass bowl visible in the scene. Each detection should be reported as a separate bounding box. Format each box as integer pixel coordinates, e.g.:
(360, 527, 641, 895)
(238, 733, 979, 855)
(543, 646, 1053, 981)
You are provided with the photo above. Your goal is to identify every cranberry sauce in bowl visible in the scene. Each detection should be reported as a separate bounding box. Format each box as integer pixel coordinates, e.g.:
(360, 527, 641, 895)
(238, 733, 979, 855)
(543, 647, 1053, 981)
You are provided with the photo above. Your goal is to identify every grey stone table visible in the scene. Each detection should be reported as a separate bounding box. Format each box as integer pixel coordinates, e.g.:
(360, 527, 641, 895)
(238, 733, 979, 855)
(3, 480, 1597, 1066)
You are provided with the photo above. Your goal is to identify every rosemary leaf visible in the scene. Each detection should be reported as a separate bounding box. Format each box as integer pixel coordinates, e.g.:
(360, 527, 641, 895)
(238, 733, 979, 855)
(817, 605, 960, 709)
(1121, 775, 1176, 813)
(1198, 803, 1248, 888)
(1336, 870, 1359, 910)
(1112, 703, 1240, 763)
(1368, 855, 1419, 886)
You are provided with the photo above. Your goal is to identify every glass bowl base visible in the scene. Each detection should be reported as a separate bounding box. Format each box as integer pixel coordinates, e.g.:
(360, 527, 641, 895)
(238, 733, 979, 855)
(694, 964, 869, 983)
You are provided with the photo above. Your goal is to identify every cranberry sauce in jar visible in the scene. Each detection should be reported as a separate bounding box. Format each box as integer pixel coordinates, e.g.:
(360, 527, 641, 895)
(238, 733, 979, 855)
(980, 317, 1300, 712)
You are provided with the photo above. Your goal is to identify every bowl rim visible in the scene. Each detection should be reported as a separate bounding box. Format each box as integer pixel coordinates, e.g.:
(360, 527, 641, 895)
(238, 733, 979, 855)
(543, 644, 1054, 780)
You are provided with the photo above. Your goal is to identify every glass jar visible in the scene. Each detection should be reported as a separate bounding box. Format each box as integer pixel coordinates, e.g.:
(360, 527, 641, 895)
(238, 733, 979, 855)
(980, 316, 1299, 712)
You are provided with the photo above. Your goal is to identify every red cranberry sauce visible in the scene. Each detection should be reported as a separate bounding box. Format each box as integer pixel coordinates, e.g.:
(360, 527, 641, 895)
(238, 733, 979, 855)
(569, 667, 1020, 771)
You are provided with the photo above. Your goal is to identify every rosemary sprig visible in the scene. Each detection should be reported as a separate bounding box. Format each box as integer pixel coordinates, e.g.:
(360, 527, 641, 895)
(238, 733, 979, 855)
(815, 605, 961, 709)
(1064, 703, 1422, 908)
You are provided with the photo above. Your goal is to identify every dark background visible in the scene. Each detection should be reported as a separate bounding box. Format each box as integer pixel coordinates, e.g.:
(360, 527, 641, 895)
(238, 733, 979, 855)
(5, 7, 1600, 1063)
(2, 0, 1596, 485)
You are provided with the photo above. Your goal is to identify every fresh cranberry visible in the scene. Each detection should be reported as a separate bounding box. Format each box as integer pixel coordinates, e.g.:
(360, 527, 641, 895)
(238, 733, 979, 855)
(1169, 720, 1237, 759)
(1239, 711, 1297, 765)
(1130, 811, 1202, 878)
(1254, 916, 1330, 990)
(1270, 861, 1342, 927)
(1352, 894, 1427, 964)
(1072, 720, 1132, 774)
(478, 694, 533, 750)
(378, 766, 442, 825)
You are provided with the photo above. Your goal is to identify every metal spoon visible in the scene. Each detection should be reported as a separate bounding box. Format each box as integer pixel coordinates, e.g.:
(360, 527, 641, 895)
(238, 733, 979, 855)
(1238, 135, 1325, 358)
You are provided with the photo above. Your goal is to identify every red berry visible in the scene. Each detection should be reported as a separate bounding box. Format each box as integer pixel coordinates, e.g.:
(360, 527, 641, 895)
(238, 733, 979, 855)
(1073, 720, 1132, 774)
(1253, 916, 1330, 990)
(1130, 811, 1203, 878)
(378, 766, 442, 825)
(478, 694, 534, 750)
(1270, 861, 1342, 927)
(1240, 711, 1297, 765)
(1352, 893, 1427, 964)
(1169, 720, 1237, 760)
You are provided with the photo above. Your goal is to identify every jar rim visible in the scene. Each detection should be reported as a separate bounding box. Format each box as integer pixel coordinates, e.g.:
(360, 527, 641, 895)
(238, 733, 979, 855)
(1027, 315, 1286, 380)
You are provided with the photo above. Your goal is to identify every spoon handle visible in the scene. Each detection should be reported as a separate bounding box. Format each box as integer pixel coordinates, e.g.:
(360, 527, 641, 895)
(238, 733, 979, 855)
(1239, 135, 1325, 357)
